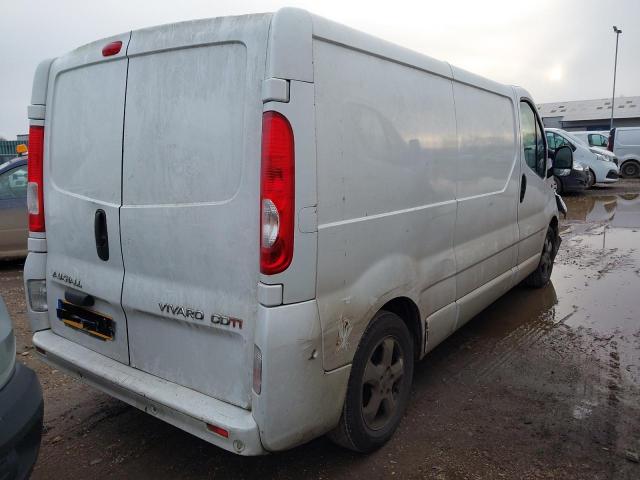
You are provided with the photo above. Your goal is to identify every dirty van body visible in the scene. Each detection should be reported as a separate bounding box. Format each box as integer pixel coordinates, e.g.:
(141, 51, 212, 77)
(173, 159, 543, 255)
(24, 9, 563, 455)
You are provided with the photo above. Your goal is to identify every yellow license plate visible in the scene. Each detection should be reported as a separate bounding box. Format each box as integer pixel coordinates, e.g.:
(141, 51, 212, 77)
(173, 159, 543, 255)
(56, 299, 115, 341)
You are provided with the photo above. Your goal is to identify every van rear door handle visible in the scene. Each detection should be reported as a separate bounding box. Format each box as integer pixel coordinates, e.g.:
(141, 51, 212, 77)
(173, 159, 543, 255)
(94, 209, 109, 261)
(520, 174, 527, 203)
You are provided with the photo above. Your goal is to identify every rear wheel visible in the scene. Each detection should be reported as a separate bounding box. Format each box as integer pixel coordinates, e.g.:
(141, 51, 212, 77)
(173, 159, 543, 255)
(586, 168, 596, 188)
(329, 310, 414, 452)
(524, 226, 557, 288)
(621, 161, 640, 178)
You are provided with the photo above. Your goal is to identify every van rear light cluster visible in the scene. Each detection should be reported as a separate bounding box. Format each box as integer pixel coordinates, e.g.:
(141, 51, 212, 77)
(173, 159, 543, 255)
(27, 125, 45, 232)
(260, 111, 294, 275)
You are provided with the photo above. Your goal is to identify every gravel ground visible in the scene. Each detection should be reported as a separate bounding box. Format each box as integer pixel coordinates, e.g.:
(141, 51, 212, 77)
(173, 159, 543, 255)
(2, 180, 639, 479)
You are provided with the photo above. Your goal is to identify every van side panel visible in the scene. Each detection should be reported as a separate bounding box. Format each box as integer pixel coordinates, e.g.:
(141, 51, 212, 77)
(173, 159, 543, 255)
(452, 82, 519, 306)
(313, 39, 458, 371)
(615, 128, 640, 171)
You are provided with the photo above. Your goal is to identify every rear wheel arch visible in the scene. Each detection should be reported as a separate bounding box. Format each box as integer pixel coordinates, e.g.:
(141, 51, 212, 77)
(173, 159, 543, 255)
(379, 297, 422, 359)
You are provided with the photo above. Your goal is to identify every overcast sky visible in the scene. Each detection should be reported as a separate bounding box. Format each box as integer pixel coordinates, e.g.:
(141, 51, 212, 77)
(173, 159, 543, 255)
(1, 0, 638, 138)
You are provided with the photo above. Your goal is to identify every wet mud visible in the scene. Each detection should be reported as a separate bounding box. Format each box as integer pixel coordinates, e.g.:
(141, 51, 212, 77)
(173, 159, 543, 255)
(2, 183, 639, 479)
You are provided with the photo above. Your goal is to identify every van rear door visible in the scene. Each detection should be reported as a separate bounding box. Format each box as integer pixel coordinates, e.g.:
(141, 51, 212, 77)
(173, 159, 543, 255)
(120, 15, 271, 409)
(45, 34, 131, 363)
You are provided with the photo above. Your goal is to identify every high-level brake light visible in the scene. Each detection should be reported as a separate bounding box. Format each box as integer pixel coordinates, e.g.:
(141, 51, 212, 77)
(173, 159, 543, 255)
(102, 41, 122, 57)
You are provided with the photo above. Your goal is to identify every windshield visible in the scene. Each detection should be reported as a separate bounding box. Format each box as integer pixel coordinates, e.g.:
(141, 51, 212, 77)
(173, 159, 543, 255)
(563, 131, 589, 147)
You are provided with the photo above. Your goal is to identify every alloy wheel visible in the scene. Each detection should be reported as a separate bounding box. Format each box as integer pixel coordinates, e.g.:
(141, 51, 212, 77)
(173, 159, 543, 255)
(361, 336, 405, 431)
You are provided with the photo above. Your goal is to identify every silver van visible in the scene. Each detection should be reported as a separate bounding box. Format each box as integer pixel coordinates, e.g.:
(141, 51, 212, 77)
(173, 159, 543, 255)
(23, 8, 568, 455)
(609, 127, 640, 177)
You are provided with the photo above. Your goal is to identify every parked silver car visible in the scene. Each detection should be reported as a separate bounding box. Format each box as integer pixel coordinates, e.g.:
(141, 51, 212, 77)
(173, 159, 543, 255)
(0, 157, 28, 259)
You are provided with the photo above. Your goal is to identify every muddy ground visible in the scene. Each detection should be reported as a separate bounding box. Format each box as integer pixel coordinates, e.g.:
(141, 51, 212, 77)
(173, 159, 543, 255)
(2, 180, 640, 479)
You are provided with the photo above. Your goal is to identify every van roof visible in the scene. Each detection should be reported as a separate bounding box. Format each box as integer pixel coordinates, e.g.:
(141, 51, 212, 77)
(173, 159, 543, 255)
(55, 8, 520, 100)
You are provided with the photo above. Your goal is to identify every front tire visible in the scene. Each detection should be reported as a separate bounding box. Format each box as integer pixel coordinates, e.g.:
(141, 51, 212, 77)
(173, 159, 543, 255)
(551, 176, 563, 195)
(329, 310, 414, 453)
(524, 227, 557, 288)
(586, 168, 596, 188)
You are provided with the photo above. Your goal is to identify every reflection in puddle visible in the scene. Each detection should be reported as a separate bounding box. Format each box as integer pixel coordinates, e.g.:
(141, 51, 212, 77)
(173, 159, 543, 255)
(564, 192, 640, 227)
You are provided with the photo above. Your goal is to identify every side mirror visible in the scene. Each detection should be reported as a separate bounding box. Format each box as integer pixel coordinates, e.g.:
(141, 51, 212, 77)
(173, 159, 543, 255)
(554, 145, 573, 170)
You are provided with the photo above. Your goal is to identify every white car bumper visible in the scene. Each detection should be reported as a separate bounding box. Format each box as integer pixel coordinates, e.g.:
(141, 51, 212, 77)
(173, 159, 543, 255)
(593, 162, 619, 183)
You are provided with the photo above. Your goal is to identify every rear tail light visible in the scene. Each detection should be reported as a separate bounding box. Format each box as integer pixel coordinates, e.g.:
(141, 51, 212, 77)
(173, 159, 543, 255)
(27, 125, 45, 232)
(260, 111, 294, 275)
(607, 129, 615, 152)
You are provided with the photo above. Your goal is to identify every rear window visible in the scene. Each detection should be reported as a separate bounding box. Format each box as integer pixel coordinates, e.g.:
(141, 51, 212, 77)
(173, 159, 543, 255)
(123, 43, 247, 205)
(49, 61, 127, 203)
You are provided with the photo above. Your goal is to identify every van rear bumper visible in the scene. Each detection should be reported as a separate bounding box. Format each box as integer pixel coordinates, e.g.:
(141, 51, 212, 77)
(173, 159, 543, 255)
(32, 330, 265, 455)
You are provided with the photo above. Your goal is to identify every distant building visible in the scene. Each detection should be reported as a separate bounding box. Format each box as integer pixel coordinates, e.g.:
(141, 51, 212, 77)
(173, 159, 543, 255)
(0, 137, 29, 164)
(537, 96, 640, 132)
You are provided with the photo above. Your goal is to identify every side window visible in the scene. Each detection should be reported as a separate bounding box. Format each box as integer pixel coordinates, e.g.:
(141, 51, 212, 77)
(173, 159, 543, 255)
(0, 166, 28, 200)
(520, 101, 546, 178)
(589, 134, 607, 147)
(555, 133, 569, 148)
(545, 132, 556, 150)
(546, 132, 564, 150)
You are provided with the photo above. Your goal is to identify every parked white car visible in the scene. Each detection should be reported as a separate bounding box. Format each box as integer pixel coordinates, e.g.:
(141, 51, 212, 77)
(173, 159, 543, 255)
(545, 128, 618, 187)
(24, 8, 567, 455)
(609, 127, 640, 178)
(570, 131, 619, 165)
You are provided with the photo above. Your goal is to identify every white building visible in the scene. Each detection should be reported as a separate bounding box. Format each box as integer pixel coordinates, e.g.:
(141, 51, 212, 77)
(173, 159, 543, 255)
(538, 96, 640, 131)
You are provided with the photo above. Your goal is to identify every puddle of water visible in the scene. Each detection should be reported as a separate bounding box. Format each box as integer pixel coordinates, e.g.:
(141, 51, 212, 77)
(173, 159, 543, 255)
(556, 194, 640, 387)
(460, 193, 640, 388)
(437, 192, 640, 459)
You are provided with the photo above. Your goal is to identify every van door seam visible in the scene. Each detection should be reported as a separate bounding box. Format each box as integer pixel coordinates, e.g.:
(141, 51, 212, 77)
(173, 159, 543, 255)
(119, 31, 133, 365)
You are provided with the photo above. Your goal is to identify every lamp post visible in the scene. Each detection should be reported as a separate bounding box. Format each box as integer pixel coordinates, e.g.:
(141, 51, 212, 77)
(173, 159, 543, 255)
(610, 26, 622, 130)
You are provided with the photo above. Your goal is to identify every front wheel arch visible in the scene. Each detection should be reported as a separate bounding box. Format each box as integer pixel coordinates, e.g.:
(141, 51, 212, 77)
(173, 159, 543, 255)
(523, 225, 558, 288)
(587, 168, 596, 188)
